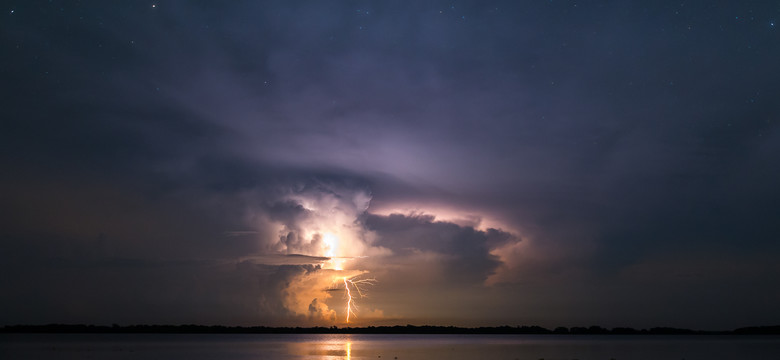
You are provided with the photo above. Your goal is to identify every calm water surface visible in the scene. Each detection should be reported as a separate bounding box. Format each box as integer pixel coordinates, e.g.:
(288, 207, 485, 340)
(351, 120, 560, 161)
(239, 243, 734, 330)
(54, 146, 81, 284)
(2, 333, 779, 360)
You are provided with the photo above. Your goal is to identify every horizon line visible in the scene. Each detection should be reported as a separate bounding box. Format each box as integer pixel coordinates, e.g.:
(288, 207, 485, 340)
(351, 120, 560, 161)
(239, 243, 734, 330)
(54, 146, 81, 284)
(3, 323, 780, 335)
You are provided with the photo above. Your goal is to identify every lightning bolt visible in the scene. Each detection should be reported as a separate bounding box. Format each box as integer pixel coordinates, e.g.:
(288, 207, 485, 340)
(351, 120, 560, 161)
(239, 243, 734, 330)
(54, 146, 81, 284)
(339, 275, 377, 323)
(343, 277, 353, 322)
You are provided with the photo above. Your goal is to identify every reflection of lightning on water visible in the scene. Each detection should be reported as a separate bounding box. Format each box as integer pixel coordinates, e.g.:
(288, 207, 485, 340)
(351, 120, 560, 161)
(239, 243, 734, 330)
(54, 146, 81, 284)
(339, 276, 377, 323)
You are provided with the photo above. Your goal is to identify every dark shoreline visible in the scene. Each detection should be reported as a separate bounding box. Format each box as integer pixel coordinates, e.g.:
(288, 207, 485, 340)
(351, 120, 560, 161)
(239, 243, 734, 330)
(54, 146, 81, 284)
(3, 324, 779, 335)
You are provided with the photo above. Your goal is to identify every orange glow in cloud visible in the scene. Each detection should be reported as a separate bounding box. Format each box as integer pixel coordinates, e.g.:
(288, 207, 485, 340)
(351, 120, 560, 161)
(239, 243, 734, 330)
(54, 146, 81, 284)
(276, 188, 521, 324)
(274, 188, 386, 323)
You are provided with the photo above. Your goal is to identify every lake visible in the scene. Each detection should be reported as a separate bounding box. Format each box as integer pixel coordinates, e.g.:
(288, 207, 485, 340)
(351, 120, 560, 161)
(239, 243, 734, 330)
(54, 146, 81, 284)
(2, 333, 779, 359)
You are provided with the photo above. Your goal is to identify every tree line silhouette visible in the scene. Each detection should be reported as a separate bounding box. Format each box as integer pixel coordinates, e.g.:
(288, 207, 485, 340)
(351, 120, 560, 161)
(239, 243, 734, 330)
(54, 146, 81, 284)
(2, 324, 779, 335)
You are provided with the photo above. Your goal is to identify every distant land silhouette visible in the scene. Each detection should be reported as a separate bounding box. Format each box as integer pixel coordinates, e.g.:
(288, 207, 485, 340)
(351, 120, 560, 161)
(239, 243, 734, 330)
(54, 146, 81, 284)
(3, 324, 779, 335)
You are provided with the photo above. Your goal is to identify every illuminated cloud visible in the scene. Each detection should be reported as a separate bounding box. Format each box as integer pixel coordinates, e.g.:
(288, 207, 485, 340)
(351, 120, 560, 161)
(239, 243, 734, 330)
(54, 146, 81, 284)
(235, 181, 388, 321)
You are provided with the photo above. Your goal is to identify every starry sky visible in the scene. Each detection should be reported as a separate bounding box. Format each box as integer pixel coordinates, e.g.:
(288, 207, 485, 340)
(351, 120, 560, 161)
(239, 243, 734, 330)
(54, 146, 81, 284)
(2, 1, 780, 330)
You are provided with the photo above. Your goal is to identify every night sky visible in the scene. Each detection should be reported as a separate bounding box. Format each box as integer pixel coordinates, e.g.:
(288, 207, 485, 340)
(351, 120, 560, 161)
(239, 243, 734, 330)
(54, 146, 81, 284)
(2, 1, 780, 330)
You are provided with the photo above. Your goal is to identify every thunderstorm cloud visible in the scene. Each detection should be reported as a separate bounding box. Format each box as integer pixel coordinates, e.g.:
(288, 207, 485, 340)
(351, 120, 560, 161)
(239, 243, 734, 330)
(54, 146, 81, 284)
(1, 1, 780, 329)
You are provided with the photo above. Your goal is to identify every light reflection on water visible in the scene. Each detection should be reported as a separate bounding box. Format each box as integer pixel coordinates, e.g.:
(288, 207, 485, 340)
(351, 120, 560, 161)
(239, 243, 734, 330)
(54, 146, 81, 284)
(281, 334, 780, 360)
(299, 336, 352, 359)
(2, 333, 780, 359)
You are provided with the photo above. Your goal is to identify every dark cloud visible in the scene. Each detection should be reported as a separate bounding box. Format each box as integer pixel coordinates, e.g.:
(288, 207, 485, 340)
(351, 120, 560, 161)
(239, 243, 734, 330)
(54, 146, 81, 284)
(1, 1, 779, 328)
(364, 213, 517, 283)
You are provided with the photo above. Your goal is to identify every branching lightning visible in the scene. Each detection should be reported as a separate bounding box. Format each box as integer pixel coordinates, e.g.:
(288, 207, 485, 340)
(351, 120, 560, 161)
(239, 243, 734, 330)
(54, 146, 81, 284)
(338, 275, 377, 323)
(320, 233, 377, 323)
